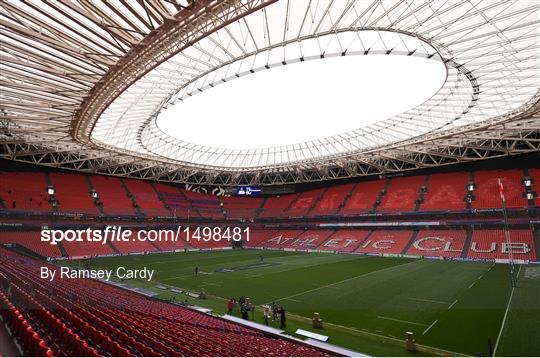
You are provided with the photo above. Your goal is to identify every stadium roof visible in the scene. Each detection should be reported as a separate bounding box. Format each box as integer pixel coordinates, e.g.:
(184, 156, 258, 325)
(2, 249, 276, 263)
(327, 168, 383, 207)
(1, 0, 539, 186)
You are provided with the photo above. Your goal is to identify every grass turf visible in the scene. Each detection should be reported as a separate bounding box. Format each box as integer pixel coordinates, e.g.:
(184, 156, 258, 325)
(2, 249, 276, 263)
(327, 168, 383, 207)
(66, 249, 539, 356)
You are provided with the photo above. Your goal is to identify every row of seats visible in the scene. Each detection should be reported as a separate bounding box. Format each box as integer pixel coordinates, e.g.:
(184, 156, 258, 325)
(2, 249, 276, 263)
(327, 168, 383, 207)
(1, 169, 537, 218)
(0, 229, 232, 259)
(245, 229, 537, 261)
(1, 227, 536, 261)
(0, 248, 327, 357)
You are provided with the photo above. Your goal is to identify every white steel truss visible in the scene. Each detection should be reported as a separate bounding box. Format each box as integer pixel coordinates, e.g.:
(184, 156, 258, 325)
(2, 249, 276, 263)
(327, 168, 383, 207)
(1, 0, 539, 185)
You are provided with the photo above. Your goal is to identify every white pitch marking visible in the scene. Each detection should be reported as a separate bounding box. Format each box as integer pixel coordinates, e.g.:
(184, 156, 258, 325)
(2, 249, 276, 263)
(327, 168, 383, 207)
(422, 320, 439, 335)
(494, 265, 522, 356)
(283, 298, 302, 302)
(468, 282, 476, 289)
(377, 316, 428, 327)
(408, 297, 450, 305)
(267, 259, 420, 304)
(447, 300, 458, 310)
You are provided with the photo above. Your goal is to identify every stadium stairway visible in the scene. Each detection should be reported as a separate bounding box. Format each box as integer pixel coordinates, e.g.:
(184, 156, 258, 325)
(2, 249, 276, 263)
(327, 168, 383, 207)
(353, 230, 374, 252)
(461, 228, 474, 258)
(373, 177, 392, 212)
(120, 178, 143, 216)
(85, 175, 103, 215)
(401, 230, 419, 255)
(149, 182, 174, 216)
(56, 241, 68, 258)
(106, 240, 121, 255)
(337, 182, 357, 214)
(414, 175, 430, 211)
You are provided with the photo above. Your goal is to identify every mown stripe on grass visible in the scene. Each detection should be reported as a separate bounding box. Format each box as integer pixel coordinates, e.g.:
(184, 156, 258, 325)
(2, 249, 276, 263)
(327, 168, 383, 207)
(266, 258, 420, 304)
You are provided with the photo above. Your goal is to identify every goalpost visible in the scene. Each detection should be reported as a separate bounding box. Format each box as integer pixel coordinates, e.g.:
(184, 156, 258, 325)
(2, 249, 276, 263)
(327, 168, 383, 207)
(498, 178, 517, 288)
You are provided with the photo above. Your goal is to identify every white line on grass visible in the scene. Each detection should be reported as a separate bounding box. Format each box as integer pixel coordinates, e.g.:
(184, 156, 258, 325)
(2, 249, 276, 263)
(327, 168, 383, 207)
(377, 315, 428, 327)
(422, 320, 438, 335)
(468, 282, 476, 289)
(493, 264, 522, 356)
(447, 300, 458, 310)
(267, 259, 420, 304)
(408, 297, 450, 305)
(283, 298, 302, 302)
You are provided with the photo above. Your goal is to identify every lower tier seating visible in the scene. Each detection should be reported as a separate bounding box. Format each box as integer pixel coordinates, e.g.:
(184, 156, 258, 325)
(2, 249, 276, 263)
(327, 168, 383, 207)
(468, 229, 536, 260)
(0, 231, 62, 258)
(406, 230, 467, 258)
(0, 248, 328, 357)
(318, 230, 370, 252)
(355, 230, 414, 254)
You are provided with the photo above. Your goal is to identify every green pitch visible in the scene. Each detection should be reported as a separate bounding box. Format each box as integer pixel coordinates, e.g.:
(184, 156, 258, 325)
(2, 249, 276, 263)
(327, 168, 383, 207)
(70, 249, 540, 356)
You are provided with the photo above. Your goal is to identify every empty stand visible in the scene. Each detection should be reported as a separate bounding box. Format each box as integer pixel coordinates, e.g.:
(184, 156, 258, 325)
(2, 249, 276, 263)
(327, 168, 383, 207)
(286, 189, 325, 217)
(472, 170, 527, 209)
(342, 180, 387, 215)
(318, 230, 370, 252)
(468, 229, 536, 261)
(62, 239, 115, 259)
(0, 248, 327, 357)
(89, 175, 135, 215)
(421, 173, 468, 211)
(123, 179, 171, 216)
(259, 194, 300, 218)
(183, 190, 224, 219)
(256, 230, 305, 249)
(310, 184, 354, 216)
(356, 230, 414, 254)
(222, 196, 264, 219)
(0, 172, 50, 212)
(110, 230, 160, 254)
(49, 173, 97, 215)
(0, 231, 61, 258)
(379, 176, 425, 212)
(406, 230, 466, 257)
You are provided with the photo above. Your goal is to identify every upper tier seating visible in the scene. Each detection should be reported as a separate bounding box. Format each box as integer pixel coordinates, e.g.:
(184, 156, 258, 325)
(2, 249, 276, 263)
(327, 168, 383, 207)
(183, 190, 225, 219)
(123, 179, 171, 216)
(0, 169, 535, 218)
(468, 229, 536, 261)
(309, 183, 354, 216)
(222, 196, 264, 219)
(49, 173, 98, 215)
(89, 175, 135, 215)
(378, 176, 425, 212)
(0, 248, 328, 357)
(342, 180, 387, 215)
(318, 230, 370, 252)
(286, 189, 325, 217)
(154, 183, 192, 217)
(259, 194, 300, 218)
(406, 230, 467, 257)
(0, 231, 61, 258)
(0, 172, 50, 212)
(472, 170, 527, 209)
(420, 172, 468, 211)
(356, 230, 414, 254)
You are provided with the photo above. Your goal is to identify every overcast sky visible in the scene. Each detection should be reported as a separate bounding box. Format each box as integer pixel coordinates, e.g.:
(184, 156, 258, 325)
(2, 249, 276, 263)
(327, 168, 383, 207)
(157, 54, 446, 150)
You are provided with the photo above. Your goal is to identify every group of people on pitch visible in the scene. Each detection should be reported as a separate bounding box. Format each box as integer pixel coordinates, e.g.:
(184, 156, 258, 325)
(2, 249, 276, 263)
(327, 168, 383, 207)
(227, 297, 286, 328)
